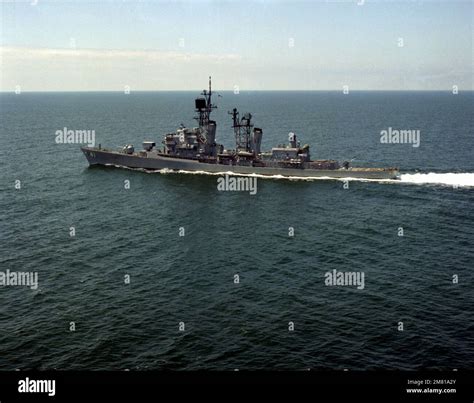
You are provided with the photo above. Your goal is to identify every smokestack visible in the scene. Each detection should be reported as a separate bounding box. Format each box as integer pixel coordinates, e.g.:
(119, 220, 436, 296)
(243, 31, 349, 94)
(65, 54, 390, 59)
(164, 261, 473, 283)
(289, 132, 297, 148)
(252, 128, 262, 155)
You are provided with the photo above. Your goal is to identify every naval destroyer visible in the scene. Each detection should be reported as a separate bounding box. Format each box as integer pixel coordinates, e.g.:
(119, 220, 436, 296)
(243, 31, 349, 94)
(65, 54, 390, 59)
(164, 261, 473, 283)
(81, 78, 399, 179)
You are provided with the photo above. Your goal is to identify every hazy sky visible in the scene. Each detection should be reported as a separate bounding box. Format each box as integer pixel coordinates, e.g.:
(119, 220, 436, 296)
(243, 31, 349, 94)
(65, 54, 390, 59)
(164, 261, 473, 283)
(0, 0, 472, 91)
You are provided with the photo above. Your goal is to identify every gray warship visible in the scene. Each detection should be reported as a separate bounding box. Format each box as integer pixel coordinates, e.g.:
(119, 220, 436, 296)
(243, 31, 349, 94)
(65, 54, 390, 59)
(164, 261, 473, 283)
(82, 78, 399, 180)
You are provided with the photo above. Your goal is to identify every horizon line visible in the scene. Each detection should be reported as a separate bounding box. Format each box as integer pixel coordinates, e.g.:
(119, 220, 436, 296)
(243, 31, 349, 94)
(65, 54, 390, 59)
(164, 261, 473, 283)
(1, 89, 472, 94)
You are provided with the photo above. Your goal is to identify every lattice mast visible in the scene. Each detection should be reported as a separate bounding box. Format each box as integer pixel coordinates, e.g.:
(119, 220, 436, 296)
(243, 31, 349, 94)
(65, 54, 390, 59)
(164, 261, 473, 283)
(228, 108, 253, 152)
(195, 76, 217, 128)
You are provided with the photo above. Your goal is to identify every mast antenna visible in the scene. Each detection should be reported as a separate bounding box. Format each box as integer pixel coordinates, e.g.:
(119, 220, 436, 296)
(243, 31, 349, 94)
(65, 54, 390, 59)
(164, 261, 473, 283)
(194, 76, 217, 128)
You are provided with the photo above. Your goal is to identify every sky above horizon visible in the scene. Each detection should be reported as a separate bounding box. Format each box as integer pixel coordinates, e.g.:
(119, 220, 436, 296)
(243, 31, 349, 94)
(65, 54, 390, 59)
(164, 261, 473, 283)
(0, 0, 472, 91)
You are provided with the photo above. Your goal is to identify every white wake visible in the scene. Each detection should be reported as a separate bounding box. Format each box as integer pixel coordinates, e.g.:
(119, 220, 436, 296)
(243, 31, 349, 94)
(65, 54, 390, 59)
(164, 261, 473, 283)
(399, 173, 474, 188)
(106, 164, 474, 188)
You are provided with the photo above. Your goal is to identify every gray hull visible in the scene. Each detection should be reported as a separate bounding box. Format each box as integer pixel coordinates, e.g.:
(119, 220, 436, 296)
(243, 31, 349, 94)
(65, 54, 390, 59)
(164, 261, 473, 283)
(81, 147, 400, 179)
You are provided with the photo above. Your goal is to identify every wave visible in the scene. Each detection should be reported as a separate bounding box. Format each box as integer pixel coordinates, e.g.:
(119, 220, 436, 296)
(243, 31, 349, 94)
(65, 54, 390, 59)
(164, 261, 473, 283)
(105, 164, 474, 188)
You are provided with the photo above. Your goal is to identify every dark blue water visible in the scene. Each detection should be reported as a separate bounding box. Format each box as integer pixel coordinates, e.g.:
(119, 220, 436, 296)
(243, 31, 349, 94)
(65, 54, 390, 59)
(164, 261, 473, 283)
(0, 91, 473, 370)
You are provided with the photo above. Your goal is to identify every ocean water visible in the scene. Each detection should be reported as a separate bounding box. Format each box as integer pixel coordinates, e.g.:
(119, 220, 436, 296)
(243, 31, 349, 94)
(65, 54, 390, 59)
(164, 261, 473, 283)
(0, 91, 473, 370)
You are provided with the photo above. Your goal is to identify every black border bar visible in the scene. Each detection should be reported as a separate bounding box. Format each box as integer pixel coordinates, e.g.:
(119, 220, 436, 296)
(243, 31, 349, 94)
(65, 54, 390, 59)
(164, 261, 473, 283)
(0, 371, 472, 402)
